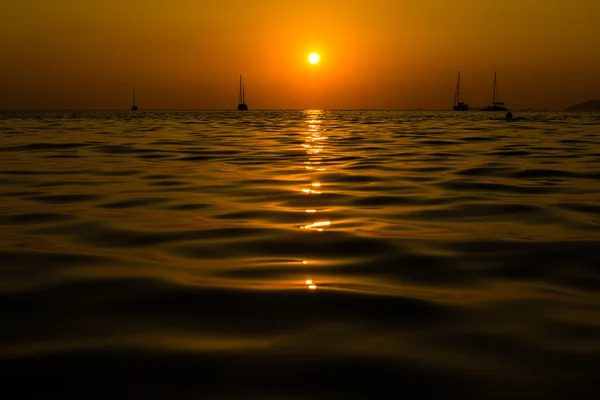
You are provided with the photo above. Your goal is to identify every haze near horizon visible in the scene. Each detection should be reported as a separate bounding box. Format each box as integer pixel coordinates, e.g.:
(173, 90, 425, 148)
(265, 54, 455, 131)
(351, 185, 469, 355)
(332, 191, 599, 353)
(1, 0, 599, 110)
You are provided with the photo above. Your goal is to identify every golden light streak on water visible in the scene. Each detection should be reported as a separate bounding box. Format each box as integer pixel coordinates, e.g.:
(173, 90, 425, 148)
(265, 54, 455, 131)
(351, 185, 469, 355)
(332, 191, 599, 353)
(304, 221, 331, 229)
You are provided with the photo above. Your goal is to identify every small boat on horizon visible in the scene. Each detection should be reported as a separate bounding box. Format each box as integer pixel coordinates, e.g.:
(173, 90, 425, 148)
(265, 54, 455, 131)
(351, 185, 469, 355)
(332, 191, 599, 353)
(452, 71, 468, 111)
(237, 75, 248, 111)
(481, 71, 508, 111)
(131, 85, 138, 111)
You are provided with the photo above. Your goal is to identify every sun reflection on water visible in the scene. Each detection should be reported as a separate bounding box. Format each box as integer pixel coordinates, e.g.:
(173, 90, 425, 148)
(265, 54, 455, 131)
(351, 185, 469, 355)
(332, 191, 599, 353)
(303, 221, 331, 230)
(299, 110, 331, 291)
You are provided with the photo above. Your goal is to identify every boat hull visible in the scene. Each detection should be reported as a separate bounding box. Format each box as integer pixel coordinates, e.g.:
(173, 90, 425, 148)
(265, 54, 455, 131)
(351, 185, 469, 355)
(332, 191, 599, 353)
(237, 104, 248, 111)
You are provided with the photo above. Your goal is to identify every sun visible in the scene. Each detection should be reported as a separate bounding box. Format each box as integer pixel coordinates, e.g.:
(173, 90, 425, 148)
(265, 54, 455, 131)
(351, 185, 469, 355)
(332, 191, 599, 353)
(308, 53, 320, 64)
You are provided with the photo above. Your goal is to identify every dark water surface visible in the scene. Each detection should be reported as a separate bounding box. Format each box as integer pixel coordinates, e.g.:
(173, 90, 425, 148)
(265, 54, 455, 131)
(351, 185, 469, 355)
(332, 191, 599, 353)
(1, 110, 600, 398)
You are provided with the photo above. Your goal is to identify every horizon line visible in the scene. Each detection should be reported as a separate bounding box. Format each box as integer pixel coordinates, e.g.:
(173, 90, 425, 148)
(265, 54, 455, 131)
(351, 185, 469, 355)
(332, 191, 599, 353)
(0, 108, 563, 112)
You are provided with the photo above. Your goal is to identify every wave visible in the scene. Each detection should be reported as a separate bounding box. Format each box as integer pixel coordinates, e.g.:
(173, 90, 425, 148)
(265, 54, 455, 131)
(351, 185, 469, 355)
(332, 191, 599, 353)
(1, 110, 600, 397)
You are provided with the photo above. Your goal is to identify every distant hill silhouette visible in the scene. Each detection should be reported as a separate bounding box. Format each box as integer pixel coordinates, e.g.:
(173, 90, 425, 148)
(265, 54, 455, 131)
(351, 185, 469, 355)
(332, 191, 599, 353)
(564, 100, 600, 111)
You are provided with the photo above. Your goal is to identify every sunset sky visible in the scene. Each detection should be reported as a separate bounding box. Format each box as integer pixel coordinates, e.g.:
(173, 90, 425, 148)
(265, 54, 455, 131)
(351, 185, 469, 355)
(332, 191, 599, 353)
(1, 0, 599, 110)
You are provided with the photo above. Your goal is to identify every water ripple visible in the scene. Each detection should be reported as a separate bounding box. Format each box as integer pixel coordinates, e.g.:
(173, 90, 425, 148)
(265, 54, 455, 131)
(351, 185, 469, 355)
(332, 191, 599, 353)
(1, 110, 600, 397)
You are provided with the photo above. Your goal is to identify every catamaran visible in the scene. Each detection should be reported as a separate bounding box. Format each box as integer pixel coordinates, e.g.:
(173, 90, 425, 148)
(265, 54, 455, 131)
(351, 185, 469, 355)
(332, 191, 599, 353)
(481, 71, 508, 111)
(452, 71, 468, 111)
(237, 75, 248, 110)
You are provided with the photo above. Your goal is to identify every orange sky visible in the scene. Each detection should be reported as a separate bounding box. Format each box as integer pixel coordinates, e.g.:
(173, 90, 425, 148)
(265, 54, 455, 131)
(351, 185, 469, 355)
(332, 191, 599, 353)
(1, 0, 599, 110)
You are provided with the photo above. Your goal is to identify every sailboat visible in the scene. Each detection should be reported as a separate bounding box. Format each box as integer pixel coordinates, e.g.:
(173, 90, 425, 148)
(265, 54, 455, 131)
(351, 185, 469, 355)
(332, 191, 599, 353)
(452, 71, 469, 111)
(131, 85, 138, 111)
(237, 75, 248, 110)
(481, 71, 508, 111)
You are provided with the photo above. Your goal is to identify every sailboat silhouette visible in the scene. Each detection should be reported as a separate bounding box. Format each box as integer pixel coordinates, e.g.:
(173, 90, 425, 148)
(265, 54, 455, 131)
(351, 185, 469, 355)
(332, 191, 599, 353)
(237, 75, 248, 110)
(131, 85, 138, 111)
(481, 72, 508, 111)
(452, 71, 468, 111)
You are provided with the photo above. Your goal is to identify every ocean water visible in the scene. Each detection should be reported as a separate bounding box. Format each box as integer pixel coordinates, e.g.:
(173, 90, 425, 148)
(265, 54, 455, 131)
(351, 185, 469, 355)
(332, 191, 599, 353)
(1, 110, 600, 398)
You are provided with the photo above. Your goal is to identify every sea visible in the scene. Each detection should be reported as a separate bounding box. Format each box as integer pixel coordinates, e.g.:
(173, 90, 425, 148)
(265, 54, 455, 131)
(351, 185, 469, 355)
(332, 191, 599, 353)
(1, 110, 599, 399)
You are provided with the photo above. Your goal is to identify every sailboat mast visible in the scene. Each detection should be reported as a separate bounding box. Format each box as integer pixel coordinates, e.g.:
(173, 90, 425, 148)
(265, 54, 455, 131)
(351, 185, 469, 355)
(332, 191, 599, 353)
(133, 85, 136, 106)
(457, 71, 461, 102)
(493, 71, 497, 103)
(453, 72, 459, 106)
(496, 75, 499, 103)
(242, 85, 245, 104)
